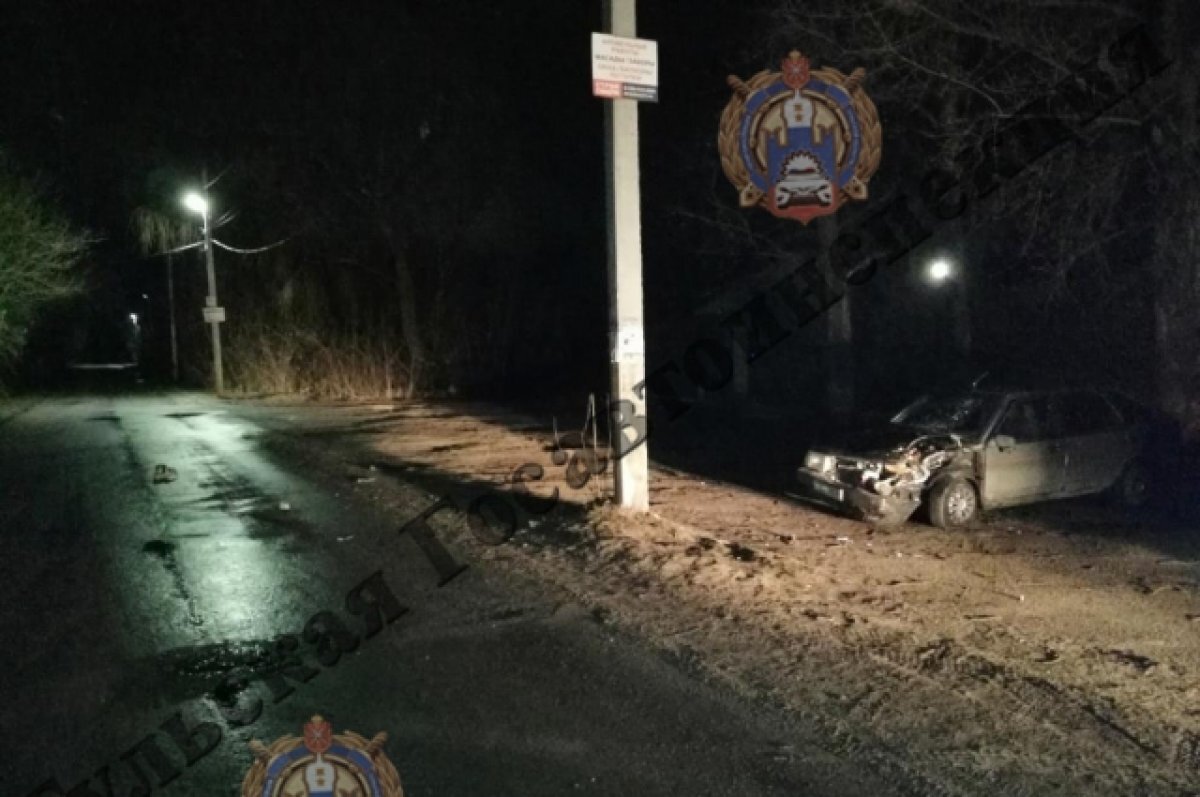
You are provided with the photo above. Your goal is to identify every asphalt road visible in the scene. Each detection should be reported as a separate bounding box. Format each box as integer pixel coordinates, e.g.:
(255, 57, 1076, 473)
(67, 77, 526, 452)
(0, 392, 897, 797)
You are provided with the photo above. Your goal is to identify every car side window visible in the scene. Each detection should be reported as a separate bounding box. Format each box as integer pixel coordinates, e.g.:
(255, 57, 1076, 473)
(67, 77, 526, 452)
(997, 398, 1044, 442)
(1060, 392, 1123, 436)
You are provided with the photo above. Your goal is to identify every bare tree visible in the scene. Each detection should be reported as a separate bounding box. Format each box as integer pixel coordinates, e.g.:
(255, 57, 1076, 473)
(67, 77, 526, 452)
(0, 155, 85, 374)
(131, 206, 197, 382)
(1147, 0, 1200, 418)
(764, 0, 1160, 383)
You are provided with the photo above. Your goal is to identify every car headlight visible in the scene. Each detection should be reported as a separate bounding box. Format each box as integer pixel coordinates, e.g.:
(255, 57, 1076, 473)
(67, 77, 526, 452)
(804, 451, 833, 473)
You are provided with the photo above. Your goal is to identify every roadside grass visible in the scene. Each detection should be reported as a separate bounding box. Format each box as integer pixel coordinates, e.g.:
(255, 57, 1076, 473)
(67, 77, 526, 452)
(224, 323, 409, 401)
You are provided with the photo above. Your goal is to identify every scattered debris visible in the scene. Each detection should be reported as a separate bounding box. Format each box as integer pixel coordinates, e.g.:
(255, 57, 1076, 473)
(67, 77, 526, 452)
(337, 535, 355, 542)
(1102, 649, 1158, 674)
(726, 542, 757, 562)
(1131, 577, 1155, 595)
(152, 464, 178, 484)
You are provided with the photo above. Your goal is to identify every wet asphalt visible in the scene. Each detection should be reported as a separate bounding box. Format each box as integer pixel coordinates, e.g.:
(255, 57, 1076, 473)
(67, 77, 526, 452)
(0, 393, 896, 797)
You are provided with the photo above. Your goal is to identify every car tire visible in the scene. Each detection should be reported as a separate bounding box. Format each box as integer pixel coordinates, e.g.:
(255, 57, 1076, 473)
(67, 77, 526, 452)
(928, 476, 978, 529)
(1112, 459, 1150, 509)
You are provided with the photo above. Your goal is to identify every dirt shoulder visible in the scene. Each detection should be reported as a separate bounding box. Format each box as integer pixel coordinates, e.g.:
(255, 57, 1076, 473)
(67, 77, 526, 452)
(243, 398, 1200, 797)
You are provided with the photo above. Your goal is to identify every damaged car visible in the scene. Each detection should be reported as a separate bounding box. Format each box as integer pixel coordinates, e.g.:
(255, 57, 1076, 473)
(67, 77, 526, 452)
(794, 388, 1149, 528)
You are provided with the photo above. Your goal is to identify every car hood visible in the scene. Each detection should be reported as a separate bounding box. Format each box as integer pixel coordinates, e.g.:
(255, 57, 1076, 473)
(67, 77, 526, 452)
(814, 425, 981, 459)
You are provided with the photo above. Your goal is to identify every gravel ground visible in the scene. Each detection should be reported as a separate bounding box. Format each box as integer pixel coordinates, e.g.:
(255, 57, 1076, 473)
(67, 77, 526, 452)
(241, 396, 1200, 797)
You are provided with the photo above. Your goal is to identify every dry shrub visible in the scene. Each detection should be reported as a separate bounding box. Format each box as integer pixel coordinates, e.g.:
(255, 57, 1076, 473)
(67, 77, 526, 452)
(225, 322, 408, 400)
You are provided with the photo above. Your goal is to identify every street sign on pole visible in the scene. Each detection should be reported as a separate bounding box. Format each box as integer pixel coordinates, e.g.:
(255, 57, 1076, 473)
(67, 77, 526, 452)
(592, 32, 659, 102)
(202, 306, 226, 324)
(603, 0, 650, 512)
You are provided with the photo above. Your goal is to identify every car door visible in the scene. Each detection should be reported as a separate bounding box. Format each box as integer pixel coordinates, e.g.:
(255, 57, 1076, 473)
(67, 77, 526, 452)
(1058, 391, 1136, 496)
(982, 395, 1068, 507)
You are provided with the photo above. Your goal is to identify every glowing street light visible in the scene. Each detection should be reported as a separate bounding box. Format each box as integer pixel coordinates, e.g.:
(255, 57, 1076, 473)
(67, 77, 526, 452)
(182, 190, 209, 216)
(928, 257, 953, 284)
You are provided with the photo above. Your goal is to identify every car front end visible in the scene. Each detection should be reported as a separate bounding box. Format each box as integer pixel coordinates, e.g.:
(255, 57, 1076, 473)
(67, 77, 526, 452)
(795, 451, 923, 525)
(795, 434, 971, 525)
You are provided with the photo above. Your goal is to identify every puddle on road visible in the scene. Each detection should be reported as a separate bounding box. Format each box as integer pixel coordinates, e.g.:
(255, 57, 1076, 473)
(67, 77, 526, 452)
(150, 638, 281, 705)
(191, 472, 311, 540)
(194, 483, 261, 512)
(142, 539, 176, 557)
(141, 539, 204, 628)
(87, 414, 120, 424)
(160, 639, 276, 676)
(245, 506, 311, 538)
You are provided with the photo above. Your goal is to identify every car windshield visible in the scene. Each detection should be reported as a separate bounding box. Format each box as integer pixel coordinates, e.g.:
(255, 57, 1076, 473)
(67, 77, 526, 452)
(892, 393, 1001, 434)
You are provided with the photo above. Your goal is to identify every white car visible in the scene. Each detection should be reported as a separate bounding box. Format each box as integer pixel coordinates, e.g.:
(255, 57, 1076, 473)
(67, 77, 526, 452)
(795, 388, 1150, 527)
(775, 165, 834, 208)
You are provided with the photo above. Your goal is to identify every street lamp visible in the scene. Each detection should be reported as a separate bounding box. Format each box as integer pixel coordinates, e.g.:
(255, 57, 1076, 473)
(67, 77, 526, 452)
(928, 257, 953, 284)
(182, 185, 224, 394)
(182, 191, 209, 216)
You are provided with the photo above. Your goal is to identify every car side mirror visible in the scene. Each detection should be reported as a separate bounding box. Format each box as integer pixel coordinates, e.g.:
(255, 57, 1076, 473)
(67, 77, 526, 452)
(992, 434, 1016, 452)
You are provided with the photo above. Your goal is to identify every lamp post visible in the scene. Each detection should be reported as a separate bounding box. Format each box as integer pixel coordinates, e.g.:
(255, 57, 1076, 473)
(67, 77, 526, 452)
(182, 187, 224, 394)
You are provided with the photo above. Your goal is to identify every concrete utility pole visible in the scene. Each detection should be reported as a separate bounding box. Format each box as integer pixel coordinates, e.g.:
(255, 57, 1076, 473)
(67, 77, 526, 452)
(201, 204, 224, 394)
(167, 253, 179, 382)
(604, 0, 650, 511)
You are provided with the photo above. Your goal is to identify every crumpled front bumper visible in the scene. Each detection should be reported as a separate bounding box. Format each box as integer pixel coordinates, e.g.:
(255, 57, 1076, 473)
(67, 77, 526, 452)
(794, 467, 920, 525)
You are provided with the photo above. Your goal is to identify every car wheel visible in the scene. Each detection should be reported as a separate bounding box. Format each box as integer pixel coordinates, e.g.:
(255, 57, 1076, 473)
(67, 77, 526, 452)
(928, 477, 978, 529)
(1113, 459, 1150, 509)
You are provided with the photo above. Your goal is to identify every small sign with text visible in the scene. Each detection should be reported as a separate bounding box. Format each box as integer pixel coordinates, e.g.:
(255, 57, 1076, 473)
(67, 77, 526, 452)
(592, 33, 658, 102)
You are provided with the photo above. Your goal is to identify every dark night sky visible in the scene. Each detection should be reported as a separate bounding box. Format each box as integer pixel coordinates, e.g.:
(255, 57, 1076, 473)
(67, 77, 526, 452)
(0, 1, 1170, 403)
(0, 2, 784, 389)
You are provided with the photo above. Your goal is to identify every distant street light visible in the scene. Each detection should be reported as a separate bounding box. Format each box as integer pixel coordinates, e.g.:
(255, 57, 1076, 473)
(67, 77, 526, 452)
(928, 257, 953, 284)
(182, 182, 224, 394)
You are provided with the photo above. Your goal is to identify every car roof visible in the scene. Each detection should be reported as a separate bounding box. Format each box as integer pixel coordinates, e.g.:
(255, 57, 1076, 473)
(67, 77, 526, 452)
(921, 386, 1122, 402)
(972, 385, 1116, 397)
